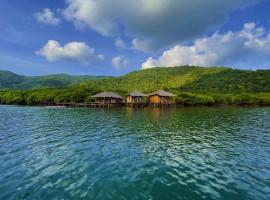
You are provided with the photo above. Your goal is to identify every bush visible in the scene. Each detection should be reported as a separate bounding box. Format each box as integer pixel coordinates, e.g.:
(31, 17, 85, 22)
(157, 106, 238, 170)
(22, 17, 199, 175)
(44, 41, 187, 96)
(231, 93, 259, 105)
(256, 93, 270, 105)
(176, 92, 215, 105)
(84, 96, 94, 103)
(1, 91, 25, 105)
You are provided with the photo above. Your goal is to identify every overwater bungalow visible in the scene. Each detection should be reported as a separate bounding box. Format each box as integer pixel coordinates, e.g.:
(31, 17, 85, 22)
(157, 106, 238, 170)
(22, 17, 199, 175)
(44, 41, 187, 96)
(126, 91, 148, 107)
(92, 92, 124, 106)
(149, 90, 177, 107)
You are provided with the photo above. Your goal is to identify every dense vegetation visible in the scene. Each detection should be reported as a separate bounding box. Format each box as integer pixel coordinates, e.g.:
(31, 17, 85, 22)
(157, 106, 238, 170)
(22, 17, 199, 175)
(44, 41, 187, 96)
(1, 66, 270, 106)
(0, 70, 109, 89)
(83, 66, 270, 93)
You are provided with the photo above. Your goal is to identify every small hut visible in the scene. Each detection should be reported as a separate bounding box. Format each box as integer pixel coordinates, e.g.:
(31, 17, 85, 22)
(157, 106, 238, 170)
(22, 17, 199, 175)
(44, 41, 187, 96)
(126, 91, 148, 107)
(92, 92, 123, 105)
(149, 90, 176, 106)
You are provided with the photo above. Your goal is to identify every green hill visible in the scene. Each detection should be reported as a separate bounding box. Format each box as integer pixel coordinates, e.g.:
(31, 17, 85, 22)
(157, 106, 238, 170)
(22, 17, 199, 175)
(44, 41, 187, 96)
(0, 70, 25, 89)
(85, 66, 270, 93)
(1, 66, 270, 106)
(0, 70, 109, 89)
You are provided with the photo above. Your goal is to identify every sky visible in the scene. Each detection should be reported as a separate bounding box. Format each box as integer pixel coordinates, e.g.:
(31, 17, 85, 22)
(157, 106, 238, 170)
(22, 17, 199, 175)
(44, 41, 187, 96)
(0, 0, 270, 76)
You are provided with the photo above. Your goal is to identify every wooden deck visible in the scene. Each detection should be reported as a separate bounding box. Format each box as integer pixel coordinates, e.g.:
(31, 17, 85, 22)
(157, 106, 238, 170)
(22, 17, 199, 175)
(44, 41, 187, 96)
(56, 102, 124, 108)
(150, 103, 176, 107)
(55, 102, 176, 108)
(125, 103, 149, 107)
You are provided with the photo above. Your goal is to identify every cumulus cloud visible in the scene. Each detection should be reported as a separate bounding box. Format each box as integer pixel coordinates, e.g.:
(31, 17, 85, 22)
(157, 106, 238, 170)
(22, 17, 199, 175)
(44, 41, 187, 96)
(63, 0, 263, 51)
(35, 8, 61, 25)
(141, 22, 270, 69)
(112, 56, 129, 69)
(36, 40, 104, 64)
(114, 38, 126, 49)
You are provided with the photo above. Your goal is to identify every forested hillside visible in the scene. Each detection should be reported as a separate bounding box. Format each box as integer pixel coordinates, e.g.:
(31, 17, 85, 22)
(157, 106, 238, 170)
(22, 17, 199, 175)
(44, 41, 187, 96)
(0, 70, 109, 89)
(84, 66, 270, 93)
(1, 66, 270, 106)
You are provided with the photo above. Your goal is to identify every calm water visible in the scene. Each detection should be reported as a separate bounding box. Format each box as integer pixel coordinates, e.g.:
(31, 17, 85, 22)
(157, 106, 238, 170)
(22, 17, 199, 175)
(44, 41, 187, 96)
(0, 105, 270, 200)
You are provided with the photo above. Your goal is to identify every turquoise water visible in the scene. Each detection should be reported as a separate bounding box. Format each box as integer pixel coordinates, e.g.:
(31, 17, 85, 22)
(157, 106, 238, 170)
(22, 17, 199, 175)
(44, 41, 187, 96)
(0, 105, 270, 200)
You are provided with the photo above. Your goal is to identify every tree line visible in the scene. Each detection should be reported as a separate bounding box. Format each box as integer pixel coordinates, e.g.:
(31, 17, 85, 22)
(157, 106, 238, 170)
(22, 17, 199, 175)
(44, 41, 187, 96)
(1, 86, 270, 106)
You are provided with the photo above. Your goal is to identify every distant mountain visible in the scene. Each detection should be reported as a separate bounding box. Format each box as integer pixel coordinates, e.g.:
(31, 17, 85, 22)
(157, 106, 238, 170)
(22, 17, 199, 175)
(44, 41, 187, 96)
(1, 66, 270, 93)
(0, 70, 109, 89)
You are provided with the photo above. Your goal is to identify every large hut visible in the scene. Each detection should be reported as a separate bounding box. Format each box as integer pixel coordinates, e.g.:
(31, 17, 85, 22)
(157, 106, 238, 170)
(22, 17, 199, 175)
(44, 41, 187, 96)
(92, 92, 123, 105)
(149, 90, 177, 106)
(126, 91, 148, 107)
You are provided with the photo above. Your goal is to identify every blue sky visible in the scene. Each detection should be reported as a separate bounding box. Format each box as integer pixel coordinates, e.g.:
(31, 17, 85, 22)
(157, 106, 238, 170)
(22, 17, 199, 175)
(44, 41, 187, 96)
(0, 0, 270, 76)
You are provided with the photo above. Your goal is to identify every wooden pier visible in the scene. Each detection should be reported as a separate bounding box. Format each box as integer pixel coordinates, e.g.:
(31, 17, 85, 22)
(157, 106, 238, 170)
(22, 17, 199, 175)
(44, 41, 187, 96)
(149, 103, 176, 108)
(125, 103, 149, 108)
(56, 102, 124, 108)
(55, 102, 176, 108)
(54, 90, 177, 109)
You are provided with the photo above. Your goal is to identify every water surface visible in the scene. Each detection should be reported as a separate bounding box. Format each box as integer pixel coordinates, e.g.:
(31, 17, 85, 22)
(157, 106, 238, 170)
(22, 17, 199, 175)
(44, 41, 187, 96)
(0, 105, 270, 200)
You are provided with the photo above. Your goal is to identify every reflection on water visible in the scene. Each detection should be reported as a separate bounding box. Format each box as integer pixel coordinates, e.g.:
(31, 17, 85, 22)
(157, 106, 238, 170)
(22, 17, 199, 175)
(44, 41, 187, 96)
(0, 105, 270, 200)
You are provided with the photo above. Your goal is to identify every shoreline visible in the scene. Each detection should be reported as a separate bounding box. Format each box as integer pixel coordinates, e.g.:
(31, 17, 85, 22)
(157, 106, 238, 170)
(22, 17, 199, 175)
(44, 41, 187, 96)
(1, 103, 269, 108)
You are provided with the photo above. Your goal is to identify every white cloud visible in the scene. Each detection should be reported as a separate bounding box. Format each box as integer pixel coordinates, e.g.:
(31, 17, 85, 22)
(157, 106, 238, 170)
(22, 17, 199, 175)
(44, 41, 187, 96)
(63, 0, 263, 51)
(35, 8, 61, 25)
(36, 40, 104, 64)
(112, 56, 128, 69)
(142, 23, 270, 69)
(114, 38, 126, 49)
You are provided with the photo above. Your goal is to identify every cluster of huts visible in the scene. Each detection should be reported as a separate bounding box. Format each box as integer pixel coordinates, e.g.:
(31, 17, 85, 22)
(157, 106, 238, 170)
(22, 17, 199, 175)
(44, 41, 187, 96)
(91, 90, 177, 107)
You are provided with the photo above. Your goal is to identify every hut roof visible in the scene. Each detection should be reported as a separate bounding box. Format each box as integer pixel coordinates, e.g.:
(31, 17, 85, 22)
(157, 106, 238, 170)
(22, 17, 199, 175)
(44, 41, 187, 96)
(127, 91, 148, 97)
(92, 92, 123, 99)
(149, 90, 177, 97)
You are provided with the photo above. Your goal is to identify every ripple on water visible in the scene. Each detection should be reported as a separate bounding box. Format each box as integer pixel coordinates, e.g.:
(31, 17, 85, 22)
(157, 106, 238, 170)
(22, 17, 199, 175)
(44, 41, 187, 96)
(0, 106, 270, 200)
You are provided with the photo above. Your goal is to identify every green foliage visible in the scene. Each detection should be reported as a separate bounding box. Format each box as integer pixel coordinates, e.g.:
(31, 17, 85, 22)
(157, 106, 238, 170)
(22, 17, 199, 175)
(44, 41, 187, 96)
(231, 93, 270, 105)
(84, 96, 94, 103)
(82, 66, 270, 93)
(0, 84, 103, 105)
(0, 71, 25, 89)
(231, 93, 258, 105)
(0, 91, 26, 105)
(0, 66, 270, 106)
(256, 93, 270, 105)
(175, 92, 215, 105)
(0, 70, 110, 89)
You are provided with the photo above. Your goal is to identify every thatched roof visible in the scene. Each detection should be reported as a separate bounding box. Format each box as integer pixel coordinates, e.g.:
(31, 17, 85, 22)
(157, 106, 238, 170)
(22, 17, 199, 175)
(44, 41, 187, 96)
(92, 92, 123, 99)
(127, 91, 148, 97)
(149, 90, 177, 97)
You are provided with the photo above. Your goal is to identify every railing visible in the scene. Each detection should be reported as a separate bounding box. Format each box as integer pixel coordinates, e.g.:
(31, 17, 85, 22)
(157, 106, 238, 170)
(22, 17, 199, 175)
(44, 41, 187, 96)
(55, 101, 175, 108)
(56, 102, 124, 108)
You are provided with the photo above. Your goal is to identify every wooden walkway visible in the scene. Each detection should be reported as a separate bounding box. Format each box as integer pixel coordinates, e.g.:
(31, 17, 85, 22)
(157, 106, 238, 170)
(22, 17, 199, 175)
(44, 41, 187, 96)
(150, 103, 176, 108)
(125, 103, 149, 107)
(56, 102, 124, 108)
(55, 102, 176, 108)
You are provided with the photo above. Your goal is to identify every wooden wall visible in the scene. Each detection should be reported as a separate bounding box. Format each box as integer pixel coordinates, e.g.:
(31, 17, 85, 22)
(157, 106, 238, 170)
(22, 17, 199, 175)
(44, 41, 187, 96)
(150, 95, 160, 104)
(126, 96, 133, 103)
(149, 95, 176, 104)
(126, 96, 145, 103)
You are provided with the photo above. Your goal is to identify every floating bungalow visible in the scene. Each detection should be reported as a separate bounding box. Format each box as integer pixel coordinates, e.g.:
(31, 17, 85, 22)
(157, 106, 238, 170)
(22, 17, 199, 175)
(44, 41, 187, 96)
(92, 91, 124, 107)
(149, 90, 177, 107)
(126, 91, 148, 107)
(56, 90, 177, 108)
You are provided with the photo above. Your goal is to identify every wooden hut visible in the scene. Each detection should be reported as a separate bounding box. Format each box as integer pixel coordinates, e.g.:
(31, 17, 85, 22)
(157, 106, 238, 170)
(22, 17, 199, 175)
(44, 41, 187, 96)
(126, 91, 148, 107)
(92, 92, 123, 106)
(149, 90, 176, 107)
